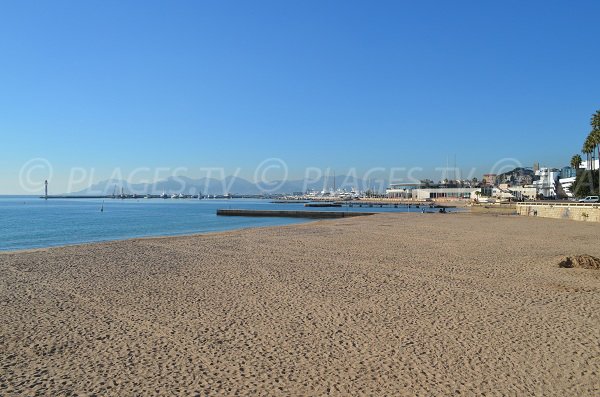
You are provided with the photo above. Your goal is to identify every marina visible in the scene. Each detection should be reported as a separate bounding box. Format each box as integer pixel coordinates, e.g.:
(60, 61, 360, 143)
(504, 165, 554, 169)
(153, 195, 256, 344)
(41, 194, 215, 199)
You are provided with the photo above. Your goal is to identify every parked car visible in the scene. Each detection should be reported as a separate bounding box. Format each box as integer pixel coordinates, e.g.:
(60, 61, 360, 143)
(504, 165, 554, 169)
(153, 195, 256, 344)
(578, 196, 600, 203)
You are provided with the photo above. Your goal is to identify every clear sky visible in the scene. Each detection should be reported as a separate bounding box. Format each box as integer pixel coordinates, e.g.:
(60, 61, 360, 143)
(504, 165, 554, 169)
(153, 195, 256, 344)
(1, 0, 599, 193)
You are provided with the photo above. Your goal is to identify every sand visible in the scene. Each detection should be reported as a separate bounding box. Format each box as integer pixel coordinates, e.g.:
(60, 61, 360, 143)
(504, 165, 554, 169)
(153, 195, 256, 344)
(1, 213, 599, 396)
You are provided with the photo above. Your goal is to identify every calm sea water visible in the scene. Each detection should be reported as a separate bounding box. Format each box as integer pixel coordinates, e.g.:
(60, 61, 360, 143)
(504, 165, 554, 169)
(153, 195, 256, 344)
(0, 197, 426, 251)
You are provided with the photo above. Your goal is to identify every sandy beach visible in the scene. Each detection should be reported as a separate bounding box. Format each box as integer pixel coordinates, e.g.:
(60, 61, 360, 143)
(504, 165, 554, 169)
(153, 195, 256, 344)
(1, 213, 599, 396)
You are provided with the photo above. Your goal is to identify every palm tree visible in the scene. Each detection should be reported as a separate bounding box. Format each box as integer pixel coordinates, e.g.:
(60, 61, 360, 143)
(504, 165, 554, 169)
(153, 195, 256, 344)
(590, 111, 600, 192)
(571, 154, 582, 170)
(583, 136, 594, 170)
(582, 135, 597, 195)
(592, 110, 600, 130)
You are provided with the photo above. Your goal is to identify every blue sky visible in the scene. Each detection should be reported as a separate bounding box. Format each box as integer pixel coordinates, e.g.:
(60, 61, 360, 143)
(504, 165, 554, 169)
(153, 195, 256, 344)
(1, 0, 599, 193)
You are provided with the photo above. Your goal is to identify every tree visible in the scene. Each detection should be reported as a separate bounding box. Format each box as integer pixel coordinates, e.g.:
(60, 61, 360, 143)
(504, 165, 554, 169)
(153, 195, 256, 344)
(592, 109, 600, 131)
(579, 136, 595, 195)
(584, 110, 600, 191)
(592, 129, 600, 189)
(571, 154, 582, 170)
(583, 135, 594, 170)
(573, 110, 600, 197)
(573, 169, 599, 197)
(591, 110, 600, 191)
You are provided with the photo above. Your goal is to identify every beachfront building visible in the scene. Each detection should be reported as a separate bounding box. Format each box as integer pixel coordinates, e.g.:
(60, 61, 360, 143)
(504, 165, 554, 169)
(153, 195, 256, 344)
(496, 183, 537, 201)
(558, 167, 577, 198)
(559, 160, 600, 198)
(581, 159, 600, 170)
(386, 183, 480, 200)
(533, 167, 561, 198)
(559, 176, 577, 198)
(385, 183, 422, 199)
(504, 185, 537, 200)
(560, 166, 576, 179)
(412, 187, 480, 200)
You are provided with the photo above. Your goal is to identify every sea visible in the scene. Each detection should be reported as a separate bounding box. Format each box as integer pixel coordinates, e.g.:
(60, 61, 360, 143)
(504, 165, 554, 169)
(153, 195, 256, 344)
(0, 197, 430, 251)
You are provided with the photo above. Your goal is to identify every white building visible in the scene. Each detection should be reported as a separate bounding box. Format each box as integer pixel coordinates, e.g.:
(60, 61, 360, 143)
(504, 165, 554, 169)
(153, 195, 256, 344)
(504, 185, 537, 200)
(581, 159, 600, 170)
(533, 168, 561, 198)
(413, 187, 480, 200)
(385, 183, 422, 199)
(559, 176, 577, 198)
(386, 183, 479, 200)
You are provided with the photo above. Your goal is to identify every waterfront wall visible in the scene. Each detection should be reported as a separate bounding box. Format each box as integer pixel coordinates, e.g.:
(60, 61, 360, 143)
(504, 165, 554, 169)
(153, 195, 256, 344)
(516, 203, 600, 222)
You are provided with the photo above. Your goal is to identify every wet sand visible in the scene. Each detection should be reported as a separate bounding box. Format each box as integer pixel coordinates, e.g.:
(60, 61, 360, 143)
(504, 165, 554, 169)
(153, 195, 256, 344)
(1, 213, 599, 395)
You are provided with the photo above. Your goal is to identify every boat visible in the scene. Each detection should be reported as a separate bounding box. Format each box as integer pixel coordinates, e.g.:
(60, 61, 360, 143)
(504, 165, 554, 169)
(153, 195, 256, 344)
(178, 193, 185, 199)
(160, 191, 168, 199)
(171, 193, 179, 199)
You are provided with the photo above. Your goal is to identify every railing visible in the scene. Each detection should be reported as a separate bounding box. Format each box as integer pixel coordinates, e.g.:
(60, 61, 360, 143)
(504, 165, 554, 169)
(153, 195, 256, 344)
(516, 201, 600, 208)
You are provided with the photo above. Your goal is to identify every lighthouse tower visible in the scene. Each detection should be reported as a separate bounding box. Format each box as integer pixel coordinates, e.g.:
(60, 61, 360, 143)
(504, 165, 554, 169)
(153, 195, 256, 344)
(44, 180, 48, 200)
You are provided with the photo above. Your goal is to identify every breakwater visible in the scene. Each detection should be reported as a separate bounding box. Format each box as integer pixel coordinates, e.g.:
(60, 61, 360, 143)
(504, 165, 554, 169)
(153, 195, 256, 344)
(216, 209, 375, 218)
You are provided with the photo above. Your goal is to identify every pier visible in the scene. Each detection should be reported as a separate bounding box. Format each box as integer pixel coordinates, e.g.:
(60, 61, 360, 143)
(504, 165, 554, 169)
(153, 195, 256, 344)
(316, 201, 443, 209)
(270, 200, 309, 204)
(271, 200, 445, 209)
(216, 209, 375, 218)
(304, 202, 342, 207)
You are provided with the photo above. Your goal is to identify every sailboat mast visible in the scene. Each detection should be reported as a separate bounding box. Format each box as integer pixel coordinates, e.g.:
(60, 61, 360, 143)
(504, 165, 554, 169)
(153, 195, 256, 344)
(333, 171, 336, 192)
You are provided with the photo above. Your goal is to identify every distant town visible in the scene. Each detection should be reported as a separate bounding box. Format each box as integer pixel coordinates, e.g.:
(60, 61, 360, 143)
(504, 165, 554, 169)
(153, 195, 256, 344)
(43, 160, 600, 203)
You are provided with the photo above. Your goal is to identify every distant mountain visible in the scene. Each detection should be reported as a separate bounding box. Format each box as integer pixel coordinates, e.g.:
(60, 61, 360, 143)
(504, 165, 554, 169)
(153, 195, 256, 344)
(69, 175, 389, 195)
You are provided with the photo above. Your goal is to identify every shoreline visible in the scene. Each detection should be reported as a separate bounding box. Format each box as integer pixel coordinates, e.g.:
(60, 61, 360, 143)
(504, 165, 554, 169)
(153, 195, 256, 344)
(0, 218, 323, 255)
(1, 197, 450, 253)
(0, 206, 587, 254)
(0, 210, 461, 254)
(0, 205, 594, 254)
